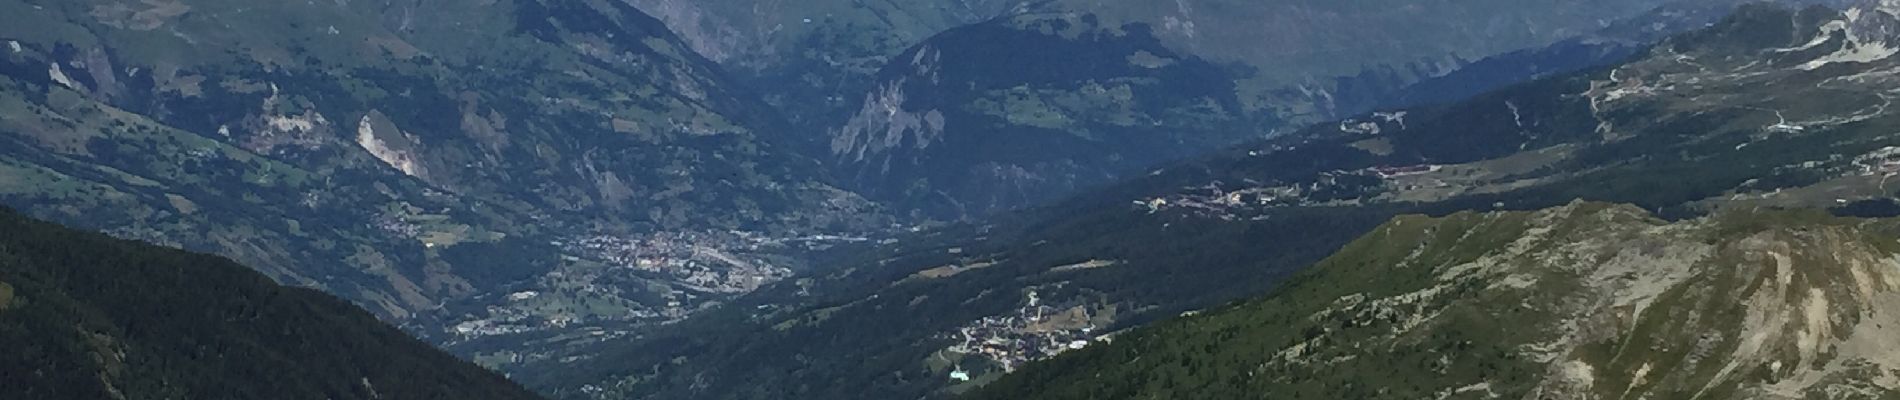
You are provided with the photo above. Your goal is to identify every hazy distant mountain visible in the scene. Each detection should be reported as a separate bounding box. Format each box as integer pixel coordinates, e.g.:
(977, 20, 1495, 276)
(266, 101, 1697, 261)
(827, 13, 1259, 219)
(825, 0, 1827, 219)
(630, 0, 1703, 121)
(629, 0, 1852, 219)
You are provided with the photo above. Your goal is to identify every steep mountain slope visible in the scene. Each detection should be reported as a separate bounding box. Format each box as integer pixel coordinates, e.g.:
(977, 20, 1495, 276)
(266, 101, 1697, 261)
(630, 0, 1855, 219)
(1380, 0, 1763, 108)
(633, 0, 1699, 122)
(0, 207, 543, 400)
(0, 0, 884, 363)
(0, 0, 848, 231)
(973, 203, 1900, 399)
(527, 3, 1900, 399)
(622, 0, 1020, 131)
(829, 13, 1258, 219)
(822, 0, 1855, 219)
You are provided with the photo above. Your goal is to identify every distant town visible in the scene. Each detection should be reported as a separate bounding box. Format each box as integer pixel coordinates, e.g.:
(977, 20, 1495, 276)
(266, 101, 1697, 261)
(449, 229, 870, 341)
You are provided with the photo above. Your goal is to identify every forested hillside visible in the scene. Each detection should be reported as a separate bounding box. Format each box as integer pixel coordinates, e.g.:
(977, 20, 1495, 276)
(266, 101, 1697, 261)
(0, 207, 542, 400)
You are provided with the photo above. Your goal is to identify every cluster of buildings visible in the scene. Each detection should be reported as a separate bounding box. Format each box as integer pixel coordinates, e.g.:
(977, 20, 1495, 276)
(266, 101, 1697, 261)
(1135, 162, 1454, 219)
(556, 231, 795, 294)
(451, 317, 536, 337)
(944, 292, 1106, 372)
(1136, 183, 1308, 219)
(1853, 146, 1900, 176)
(446, 230, 872, 343)
(371, 210, 423, 239)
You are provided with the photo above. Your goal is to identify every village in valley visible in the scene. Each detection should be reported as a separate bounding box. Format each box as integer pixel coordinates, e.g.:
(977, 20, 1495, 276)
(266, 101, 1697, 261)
(941, 290, 1117, 381)
(448, 229, 871, 343)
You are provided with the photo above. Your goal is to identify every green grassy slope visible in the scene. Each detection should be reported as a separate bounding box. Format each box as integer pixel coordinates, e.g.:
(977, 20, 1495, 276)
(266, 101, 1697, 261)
(970, 203, 1900, 399)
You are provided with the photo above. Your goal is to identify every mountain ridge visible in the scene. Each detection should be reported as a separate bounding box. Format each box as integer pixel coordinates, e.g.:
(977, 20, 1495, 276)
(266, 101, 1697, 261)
(970, 201, 1900, 399)
(631, 0, 1797, 219)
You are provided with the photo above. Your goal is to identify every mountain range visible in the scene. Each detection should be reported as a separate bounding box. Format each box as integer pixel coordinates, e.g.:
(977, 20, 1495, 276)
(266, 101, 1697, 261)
(6, 0, 1900, 399)
(0, 0, 1784, 367)
(631, 0, 1856, 219)
(520, 2, 1900, 399)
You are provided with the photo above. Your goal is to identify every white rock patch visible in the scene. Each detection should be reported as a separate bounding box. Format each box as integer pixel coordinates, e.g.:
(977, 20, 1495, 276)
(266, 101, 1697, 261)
(48, 63, 75, 89)
(1802, 40, 1899, 70)
(268, 113, 325, 133)
(356, 114, 426, 178)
